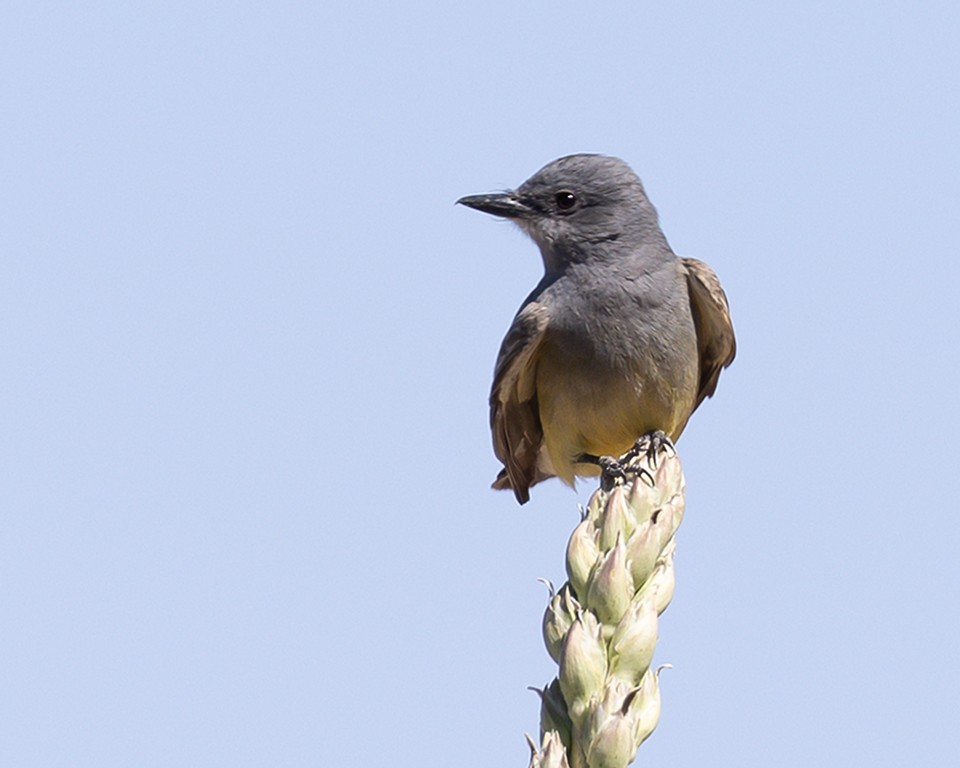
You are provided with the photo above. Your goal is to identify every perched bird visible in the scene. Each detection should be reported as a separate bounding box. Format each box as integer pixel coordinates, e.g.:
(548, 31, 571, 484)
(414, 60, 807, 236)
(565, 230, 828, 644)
(458, 154, 735, 504)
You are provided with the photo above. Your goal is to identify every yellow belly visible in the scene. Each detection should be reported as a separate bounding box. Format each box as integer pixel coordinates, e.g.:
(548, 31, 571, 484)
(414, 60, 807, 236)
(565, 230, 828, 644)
(535, 347, 696, 484)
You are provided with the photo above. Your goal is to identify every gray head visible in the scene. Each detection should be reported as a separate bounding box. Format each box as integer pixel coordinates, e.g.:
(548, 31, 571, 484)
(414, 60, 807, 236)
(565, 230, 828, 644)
(458, 154, 668, 272)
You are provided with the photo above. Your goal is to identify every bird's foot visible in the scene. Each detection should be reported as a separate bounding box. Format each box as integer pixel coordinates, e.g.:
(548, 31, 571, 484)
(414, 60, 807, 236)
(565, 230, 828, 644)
(580, 453, 655, 491)
(624, 430, 675, 469)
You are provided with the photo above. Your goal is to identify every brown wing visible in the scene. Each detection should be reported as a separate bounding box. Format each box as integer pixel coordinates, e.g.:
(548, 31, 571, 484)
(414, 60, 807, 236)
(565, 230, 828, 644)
(682, 258, 736, 409)
(489, 301, 549, 504)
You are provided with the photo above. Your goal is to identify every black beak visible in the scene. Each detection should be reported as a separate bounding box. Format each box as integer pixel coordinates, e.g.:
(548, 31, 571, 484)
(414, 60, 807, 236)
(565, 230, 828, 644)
(456, 192, 533, 219)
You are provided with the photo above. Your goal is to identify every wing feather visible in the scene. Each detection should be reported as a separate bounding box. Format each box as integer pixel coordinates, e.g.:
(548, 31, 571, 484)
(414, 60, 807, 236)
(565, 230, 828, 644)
(682, 258, 736, 409)
(489, 301, 549, 504)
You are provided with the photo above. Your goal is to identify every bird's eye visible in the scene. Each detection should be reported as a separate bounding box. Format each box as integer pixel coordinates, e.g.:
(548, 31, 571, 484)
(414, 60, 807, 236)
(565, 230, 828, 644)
(555, 191, 577, 211)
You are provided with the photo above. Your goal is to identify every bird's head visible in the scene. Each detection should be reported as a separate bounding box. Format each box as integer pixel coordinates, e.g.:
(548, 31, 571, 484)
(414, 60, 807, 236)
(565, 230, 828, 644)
(457, 154, 666, 273)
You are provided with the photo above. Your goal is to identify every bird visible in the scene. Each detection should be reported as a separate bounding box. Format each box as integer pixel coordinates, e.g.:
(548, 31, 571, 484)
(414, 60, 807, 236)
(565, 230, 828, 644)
(457, 154, 736, 505)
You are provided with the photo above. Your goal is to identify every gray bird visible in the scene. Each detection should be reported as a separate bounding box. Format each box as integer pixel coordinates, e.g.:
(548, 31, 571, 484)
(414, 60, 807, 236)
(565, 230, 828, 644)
(458, 154, 736, 504)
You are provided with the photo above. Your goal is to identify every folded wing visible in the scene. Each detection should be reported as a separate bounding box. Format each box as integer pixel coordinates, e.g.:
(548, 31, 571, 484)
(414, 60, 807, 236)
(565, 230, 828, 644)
(489, 301, 550, 504)
(682, 258, 737, 409)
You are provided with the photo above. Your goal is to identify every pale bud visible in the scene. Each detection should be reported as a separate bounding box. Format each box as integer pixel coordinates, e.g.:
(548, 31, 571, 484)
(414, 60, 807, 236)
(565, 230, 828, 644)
(527, 730, 571, 768)
(565, 518, 599, 599)
(629, 667, 664, 746)
(585, 535, 634, 626)
(608, 591, 659, 685)
(542, 584, 581, 664)
(625, 518, 661, 588)
(580, 680, 639, 768)
(625, 473, 658, 526)
(648, 548, 676, 615)
(558, 612, 606, 712)
(598, 486, 637, 550)
(654, 497, 684, 550)
(585, 710, 637, 768)
(584, 486, 607, 524)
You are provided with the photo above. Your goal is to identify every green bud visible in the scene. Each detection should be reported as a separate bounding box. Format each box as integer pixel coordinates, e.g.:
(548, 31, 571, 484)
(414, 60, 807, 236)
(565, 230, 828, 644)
(629, 667, 664, 746)
(608, 591, 659, 685)
(658, 453, 686, 499)
(650, 504, 673, 552)
(585, 536, 634, 626)
(565, 518, 599, 599)
(584, 486, 608, 525)
(580, 680, 638, 768)
(528, 730, 571, 768)
(625, 473, 657, 526)
(543, 585, 581, 664)
(625, 519, 661, 588)
(559, 612, 607, 713)
(585, 678, 631, 734)
(655, 496, 685, 551)
(648, 547, 676, 615)
(585, 711, 636, 768)
(599, 486, 637, 550)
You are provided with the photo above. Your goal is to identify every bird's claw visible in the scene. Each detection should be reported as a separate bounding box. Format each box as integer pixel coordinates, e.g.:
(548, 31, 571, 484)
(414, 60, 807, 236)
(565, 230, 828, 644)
(597, 456, 627, 490)
(625, 430, 674, 469)
(581, 453, 656, 491)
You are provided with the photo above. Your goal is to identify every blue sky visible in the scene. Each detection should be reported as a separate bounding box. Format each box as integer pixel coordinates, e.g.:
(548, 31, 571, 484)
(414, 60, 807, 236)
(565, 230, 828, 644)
(3, 2, 959, 766)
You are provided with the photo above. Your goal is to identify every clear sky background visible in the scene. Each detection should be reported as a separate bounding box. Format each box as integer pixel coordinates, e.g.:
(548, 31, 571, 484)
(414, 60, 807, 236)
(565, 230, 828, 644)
(3, 2, 959, 766)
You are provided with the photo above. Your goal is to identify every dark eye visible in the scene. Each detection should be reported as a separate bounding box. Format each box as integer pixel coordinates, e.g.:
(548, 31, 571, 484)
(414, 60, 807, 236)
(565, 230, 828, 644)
(555, 191, 577, 210)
